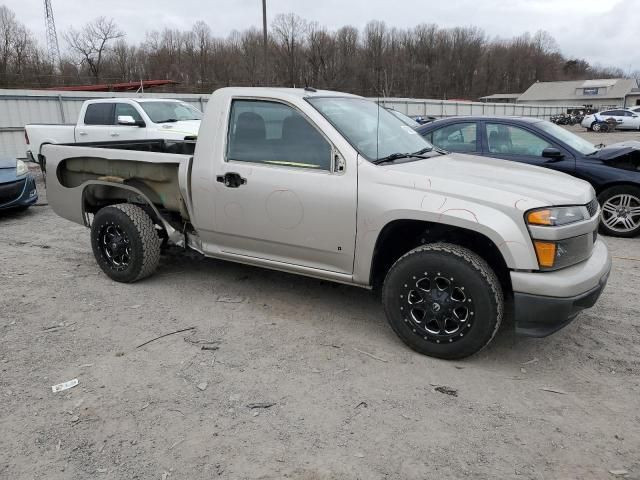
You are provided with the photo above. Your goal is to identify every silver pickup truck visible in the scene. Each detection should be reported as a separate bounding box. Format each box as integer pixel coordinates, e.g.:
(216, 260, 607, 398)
(40, 87, 611, 359)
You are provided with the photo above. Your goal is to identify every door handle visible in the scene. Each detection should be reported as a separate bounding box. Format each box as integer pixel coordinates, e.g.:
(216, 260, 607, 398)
(216, 172, 247, 188)
(110, 132, 120, 137)
(78, 131, 87, 136)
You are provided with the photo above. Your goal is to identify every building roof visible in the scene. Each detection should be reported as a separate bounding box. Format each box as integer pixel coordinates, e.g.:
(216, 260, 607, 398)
(518, 78, 639, 102)
(479, 93, 522, 100)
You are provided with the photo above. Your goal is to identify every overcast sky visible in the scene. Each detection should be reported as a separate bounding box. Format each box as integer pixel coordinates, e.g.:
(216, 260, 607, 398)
(6, 0, 639, 72)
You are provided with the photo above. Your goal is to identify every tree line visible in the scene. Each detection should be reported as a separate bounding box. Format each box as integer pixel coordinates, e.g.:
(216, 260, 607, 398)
(0, 5, 634, 99)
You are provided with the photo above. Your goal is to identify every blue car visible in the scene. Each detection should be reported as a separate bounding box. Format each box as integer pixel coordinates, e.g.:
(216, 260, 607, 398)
(0, 158, 38, 211)
(417, 116, 640, 238)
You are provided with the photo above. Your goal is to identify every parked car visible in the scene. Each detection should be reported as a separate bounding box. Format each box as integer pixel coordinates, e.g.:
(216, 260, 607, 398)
(25, 98, 203, 165)
(417, 116, 640, 237)
(0, 158, 38, 211)
(384, 107, 420, 127)
(581, 109, 640, 131)
(630, 106, 640, 115)
(40, 88, 610, 359)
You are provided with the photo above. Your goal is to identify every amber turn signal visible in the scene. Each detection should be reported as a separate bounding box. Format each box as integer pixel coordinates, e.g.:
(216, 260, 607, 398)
(533, 241, 557, 268)
(527, 209, 552, 226)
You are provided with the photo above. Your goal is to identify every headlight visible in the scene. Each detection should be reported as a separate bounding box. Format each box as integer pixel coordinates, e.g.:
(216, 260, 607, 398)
(16, 159, 28, 176)
(526, 206, 588, 227)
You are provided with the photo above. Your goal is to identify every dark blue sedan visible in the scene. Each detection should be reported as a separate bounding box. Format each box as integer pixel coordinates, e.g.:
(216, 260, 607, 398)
(417, 117, 640, 237)
(0, 158, 38, 211)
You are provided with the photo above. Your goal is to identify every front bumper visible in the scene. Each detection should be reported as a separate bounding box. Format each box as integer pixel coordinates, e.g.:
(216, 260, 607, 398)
(0, 174, 38, 210)
(511, 239, 611, 337)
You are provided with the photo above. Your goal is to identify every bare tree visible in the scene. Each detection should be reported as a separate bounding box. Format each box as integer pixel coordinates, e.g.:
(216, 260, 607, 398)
(0, 5, 18, 85)
(0, 5, 636, 97)
(272, 13, 308, 86)
(64, 17, 124, 82)
(239, 28, 263, 85)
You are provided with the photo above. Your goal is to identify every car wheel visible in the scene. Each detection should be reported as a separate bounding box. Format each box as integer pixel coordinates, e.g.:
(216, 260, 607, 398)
(382, 243, 503, 359)
(91, 203, 161, 282)
(592, 122, 602, 132)
(598, 186, 640, 238)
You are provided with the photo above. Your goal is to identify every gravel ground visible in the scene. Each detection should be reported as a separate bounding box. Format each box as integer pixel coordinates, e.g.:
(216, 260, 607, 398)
(1, 127, 639, 480)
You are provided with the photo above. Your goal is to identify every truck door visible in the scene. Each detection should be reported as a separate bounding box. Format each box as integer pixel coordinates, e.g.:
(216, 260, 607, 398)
(210, 99, 357, 275)
(77, 103, 115, 143)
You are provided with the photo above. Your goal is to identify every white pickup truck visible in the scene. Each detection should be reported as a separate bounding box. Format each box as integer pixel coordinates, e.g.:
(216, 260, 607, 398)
(39, 87, 611, 359)
(25, 98, 202, 164)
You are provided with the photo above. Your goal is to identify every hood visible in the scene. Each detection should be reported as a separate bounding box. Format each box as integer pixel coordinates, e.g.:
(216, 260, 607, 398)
(152, 120, 201, 138)
(384, 152, 594, 208)
(592, 140, 640, 161)
(0, 157, 17, 170)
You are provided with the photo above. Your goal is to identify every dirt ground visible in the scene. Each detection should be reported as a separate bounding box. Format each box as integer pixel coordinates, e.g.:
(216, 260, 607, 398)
(1, 127, 640, 480)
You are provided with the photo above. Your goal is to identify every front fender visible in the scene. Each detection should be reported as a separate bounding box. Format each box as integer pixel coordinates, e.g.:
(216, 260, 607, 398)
(353, 174, 539, 285)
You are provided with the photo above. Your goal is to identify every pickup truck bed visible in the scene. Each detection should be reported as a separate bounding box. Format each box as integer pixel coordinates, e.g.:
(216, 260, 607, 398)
(46, 140, 194, 238)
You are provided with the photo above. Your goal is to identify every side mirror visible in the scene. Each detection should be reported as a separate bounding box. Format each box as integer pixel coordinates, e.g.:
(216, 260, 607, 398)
(117, 115, 144, 127)
(542, 147, 564, 160)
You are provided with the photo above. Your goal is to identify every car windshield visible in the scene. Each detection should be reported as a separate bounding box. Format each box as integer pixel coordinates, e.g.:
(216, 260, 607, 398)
(138, 101, 203, 123)
(536, 120, 598, 155)
(307, 97, 432, 161)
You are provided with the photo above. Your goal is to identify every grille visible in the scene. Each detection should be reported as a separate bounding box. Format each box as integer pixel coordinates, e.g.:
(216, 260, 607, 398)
(0, 179, 26, 205)
(586, 198, 599, 218)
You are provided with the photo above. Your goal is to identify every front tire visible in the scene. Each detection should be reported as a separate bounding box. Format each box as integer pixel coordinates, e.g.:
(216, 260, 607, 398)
(598, 186, 640, 238)
(91, 204, 161, 282)
(382, 243, 503, 359)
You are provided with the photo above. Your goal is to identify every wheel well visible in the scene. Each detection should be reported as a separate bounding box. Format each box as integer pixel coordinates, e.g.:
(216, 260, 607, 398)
(82, 183, 178, 232)
(370, 220, 511, 294)
(595, 182, 640, 196)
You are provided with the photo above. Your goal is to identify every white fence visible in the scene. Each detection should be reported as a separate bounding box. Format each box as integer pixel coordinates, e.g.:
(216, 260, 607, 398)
(0, 89, 577, 159)
(376, 97, 577, 119)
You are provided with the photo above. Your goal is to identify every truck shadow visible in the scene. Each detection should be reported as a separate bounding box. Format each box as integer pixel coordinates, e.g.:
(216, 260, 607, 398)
(155, 246, 558, 364)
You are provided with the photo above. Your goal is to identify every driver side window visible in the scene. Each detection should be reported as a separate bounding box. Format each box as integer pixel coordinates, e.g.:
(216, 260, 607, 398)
(431, 123, 478, 153)
(227, 100, 332, 171)
(486, 123, 551, 156)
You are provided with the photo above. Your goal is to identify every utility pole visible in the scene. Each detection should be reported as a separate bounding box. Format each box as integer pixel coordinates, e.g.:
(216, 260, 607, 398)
(262, 0, 268, 85)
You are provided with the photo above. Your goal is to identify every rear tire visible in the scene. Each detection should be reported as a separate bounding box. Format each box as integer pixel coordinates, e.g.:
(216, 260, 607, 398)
(598, 185, 640, 238)
(382, 243, 503, 359)
(91, 203, 161, 282)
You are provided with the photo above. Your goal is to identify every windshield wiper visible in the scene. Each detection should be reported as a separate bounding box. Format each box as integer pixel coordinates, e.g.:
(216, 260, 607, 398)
(156, 118, 178, 123)
(372, 147, 434, 165)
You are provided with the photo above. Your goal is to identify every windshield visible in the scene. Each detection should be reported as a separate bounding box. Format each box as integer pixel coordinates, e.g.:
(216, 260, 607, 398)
(536, 120, 598, 155)
(139, 101, 203, 123)
(307, 97, 432, 161)
(386, 108, 420, 127)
